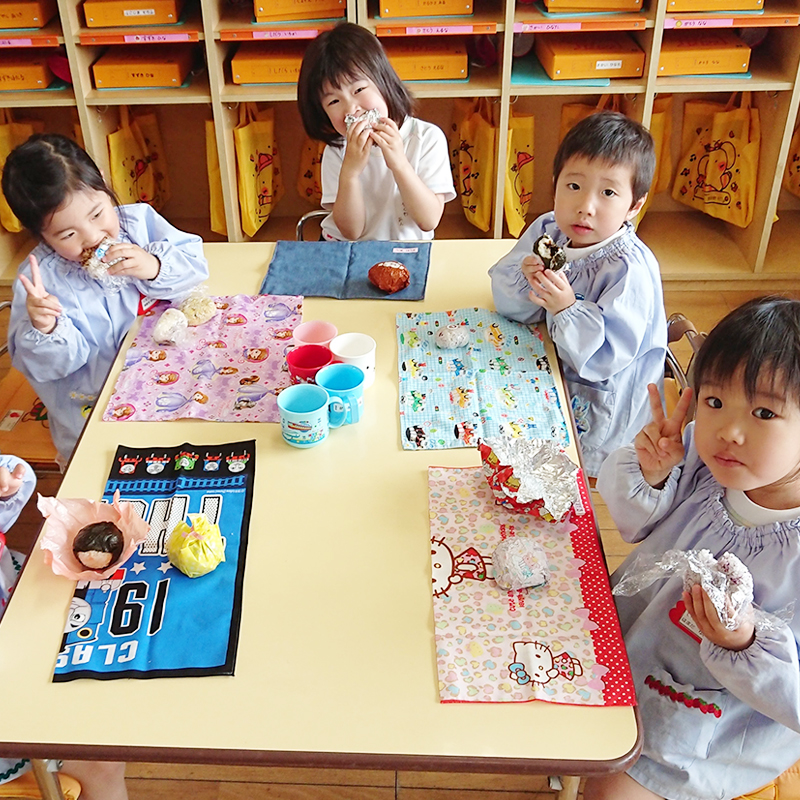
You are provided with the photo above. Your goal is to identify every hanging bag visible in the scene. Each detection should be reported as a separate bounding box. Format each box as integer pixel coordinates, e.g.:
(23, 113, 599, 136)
(671, 92, 760, 228)
(205, 120, 227, 236)
(783, 124, 800, 200)
(107, 105, 158, 206)
(297, 136, 326, 206)
(449, 97, 498, 232)
(638, 94, 674, 222)
(503, 108, 535, 238)
(133, 110, 170, 210)
(558, 94, 619, 144)
(0, 109, 35, 232)
(233, 102, 284, 237)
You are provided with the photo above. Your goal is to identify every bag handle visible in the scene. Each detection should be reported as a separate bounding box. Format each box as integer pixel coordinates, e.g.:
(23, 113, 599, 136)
(724, 92, 751, 112)
(119, 105, 131, 130)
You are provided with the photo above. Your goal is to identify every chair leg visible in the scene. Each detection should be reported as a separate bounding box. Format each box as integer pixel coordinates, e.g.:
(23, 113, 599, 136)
(30, 760, 65, 800)
(557, 775, 581, 800)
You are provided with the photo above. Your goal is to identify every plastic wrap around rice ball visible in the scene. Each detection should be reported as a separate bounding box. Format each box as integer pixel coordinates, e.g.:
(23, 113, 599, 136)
(493, 537, 548, 590)
(479, 435, 579, 521)
(152, 307, 189, 345)
(167, 513, 225, 578)
(435, 324, 469, 349)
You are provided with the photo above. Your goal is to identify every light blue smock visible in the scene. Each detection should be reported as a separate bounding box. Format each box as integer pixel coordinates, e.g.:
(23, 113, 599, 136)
(489, 212, 667, 476)
(598, 424, 800, 800)
(8, 204, 209, 463)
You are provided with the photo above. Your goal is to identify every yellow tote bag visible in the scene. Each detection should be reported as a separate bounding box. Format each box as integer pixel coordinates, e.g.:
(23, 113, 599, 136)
(297, 136, 326, 206)
(503, 110, 534, 238)
(0, 109, 35, 232)
(558, 94, 619, 144)
(134, 111, 170, 210)
(783, 125, 800, 200)
(449, 97, 497, 232)
(233, 102, 284, 237)
(671, 92, 760, 228)
(205, 120, 227, 236)
(639, 94, 674, 222)
(107, 105, 158, 206)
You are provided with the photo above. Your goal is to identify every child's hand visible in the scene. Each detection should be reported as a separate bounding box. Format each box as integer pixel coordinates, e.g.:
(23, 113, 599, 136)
(521, 254, 545, 287)
(18, 254, 62, 335)
(369, 118, 407, 174)
(340, 117, 372, 178)
(105, 243, 160, 281)
(683, 584, 755, 651)
(0, 462, 26, 500)
(635, 383, 693, 488)
(527, 268, 575, 315)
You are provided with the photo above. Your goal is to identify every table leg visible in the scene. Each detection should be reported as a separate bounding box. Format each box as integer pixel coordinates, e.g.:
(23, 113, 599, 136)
(31, 759, 66, 800)
(557, 775, 581, 800)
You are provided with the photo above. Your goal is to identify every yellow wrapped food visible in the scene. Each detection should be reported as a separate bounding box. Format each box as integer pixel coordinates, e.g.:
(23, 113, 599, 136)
(167, 513, 225, 578)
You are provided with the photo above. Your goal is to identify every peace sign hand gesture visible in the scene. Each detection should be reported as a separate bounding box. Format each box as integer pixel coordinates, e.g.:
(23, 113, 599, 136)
(634, 383, 694, 488)
(18, 254, 62, 335)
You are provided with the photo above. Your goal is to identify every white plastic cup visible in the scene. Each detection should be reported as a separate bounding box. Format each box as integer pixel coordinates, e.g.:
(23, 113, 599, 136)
(329, 333, 377, 389)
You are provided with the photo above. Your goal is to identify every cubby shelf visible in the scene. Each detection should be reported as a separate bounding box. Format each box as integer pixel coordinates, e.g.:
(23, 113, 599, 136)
(0, 0, 799, 287)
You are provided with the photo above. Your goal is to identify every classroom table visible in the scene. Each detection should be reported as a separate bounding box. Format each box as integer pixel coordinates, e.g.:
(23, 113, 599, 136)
(0, 240, 640, 800)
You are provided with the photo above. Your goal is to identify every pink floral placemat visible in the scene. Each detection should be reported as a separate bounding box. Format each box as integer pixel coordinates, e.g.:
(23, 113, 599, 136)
(429, 466, 635, 707)
(103, 295, 302, 424)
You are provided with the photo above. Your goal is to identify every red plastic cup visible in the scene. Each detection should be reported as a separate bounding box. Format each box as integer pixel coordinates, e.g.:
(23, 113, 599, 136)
(286, 344, 334, 385)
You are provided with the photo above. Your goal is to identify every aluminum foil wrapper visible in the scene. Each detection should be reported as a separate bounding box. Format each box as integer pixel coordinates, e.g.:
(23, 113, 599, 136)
(613, 548, 754, 630)
(493, 536, 548, 590)
(435, 324, 469, 349)
(344, 107, 382, 132)
(479, 435, 579, 521)
(79, 237, 127, 293)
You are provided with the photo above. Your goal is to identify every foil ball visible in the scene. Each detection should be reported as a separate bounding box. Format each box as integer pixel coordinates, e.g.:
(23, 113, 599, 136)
(493, 537, 549, 591)
(435, 324, 469, 349)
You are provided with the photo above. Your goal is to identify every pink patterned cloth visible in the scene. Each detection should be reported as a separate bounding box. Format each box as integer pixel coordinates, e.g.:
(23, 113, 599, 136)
(103, 295, 302, 424)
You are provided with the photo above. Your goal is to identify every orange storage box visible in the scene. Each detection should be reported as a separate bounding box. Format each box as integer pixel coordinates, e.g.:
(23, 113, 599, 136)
(93, 44, 193, 88)
(534, 32, 645, 80)
(666, 0, 762, 10)
(0, 50, 52, 89)
(253, 0, 345, 22)
(231, 41, 304, 84)
(378, 0, 472, 18)
(384, 37, 467, 81)
(83, 0, 185, 27)
(658, 30, 750, 76)
(543, 0, 642, 10)
(0, 0, 57, 29)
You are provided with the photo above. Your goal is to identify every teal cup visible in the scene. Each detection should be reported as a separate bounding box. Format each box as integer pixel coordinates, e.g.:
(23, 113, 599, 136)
(277, 383, 346, 448)
(315, 364, 364, 425)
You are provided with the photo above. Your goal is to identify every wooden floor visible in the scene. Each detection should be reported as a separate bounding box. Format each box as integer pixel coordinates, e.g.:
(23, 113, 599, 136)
(2, 286, 797, 799)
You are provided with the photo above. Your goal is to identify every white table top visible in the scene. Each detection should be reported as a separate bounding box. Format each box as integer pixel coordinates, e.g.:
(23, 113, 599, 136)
(0, 240, 639, 775)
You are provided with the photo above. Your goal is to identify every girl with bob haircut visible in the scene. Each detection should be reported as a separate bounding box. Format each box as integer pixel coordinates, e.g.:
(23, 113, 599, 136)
(297, 22, 455, 241)
(588, 295, 800, 800)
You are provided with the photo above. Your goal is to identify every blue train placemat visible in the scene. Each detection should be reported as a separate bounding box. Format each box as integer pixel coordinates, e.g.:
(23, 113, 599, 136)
(53, 440, 255, 681)
(397, 309, 570, 450)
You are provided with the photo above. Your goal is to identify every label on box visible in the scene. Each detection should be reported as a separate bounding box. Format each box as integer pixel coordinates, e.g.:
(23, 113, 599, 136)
(596, 59, 623, 69)
(252, 29, 318, 39)
(406, 24, 473, 34)
(0, 410, 22, 431)
(124, 32, 189, 41)
(514, 21, 582, 32)
(664, 17, 733, 28)
(124, 8, 156, 15)
(0, 38, 31, 46)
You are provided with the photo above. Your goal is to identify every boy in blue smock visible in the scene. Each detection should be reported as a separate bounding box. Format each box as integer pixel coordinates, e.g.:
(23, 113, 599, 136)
(490, 111, 667, 476)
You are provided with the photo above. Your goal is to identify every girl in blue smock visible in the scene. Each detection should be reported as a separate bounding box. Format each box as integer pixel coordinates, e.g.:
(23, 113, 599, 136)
(586, 297, 800, 800)
(490, 111, 666, 476)
(2, 134, 208, 466)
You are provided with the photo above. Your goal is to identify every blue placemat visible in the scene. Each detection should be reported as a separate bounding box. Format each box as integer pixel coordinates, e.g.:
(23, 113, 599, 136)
(261, 240, 432, 300)
(53, 440, 254, 681)
(511, 53, 611, 86)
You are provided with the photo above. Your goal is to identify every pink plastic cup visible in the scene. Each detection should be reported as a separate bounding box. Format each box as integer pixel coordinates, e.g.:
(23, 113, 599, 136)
(293, 320, 338, 348)
(286, 344, 334, 385)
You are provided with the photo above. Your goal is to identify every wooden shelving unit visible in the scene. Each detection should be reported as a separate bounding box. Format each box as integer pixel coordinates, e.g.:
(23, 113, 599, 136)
(0, 0, 799, 286)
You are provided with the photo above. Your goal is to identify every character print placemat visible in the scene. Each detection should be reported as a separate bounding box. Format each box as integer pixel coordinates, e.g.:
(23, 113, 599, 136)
(103, 295, 302, 424)
(53, 440, 255, 681)
(261, 240, 431, 300)
(397, 309, 570, 450)
(429, 466, 635, 706)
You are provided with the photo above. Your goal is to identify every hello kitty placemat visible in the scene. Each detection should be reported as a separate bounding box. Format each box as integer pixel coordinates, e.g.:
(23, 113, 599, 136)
(397, 309, 570, 450)
(103, 295, 302, 424)
(429, 466, 635, 706)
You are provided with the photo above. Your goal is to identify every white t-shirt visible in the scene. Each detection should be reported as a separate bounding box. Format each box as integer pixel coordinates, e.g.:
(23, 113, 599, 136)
(320, 116, 456, 241)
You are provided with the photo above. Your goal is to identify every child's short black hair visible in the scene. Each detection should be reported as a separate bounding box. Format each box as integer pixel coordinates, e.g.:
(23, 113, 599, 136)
(2, 133, 116, 237)
(297, 22, 414, 146)
(693, 296, 800, 406)
(553, 110, 655, 205)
